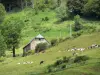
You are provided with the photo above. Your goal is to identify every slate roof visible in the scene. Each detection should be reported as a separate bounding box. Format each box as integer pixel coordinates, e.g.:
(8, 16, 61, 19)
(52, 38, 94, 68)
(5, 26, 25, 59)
(23, 34, 46, 49)
(35, 34, 44, 39)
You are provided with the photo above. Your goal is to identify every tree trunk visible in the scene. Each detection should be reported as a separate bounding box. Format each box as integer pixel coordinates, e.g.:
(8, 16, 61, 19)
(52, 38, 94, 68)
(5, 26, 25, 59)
(21, 0, 24, 9)
(12, 46, 16, 57)
(31, 0, 34, 8)
(25, 0, 28, 8)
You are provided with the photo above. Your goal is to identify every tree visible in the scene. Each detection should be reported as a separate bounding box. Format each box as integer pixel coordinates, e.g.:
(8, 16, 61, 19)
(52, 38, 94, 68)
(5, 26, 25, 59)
(83, 0, 100, 18)
(1, 16, 24, 57)
(57, 0, 61, 7)
(73, 15, 83, 31)
(0, 31, 6, 57)
(51, 39, 58, 46)
(56, 4, 70, 21)
(0, 3, 6, 23)
(35, 43, 48, 53)
(67, 0, 87, 15)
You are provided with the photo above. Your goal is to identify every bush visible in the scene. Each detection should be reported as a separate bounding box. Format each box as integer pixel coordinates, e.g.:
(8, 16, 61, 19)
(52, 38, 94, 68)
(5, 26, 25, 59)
(72, 32, 81, 38)
(0, 3, 6, 22)
(83, 25, 96, 33)
(74, 55, 89, 63)
(25, 50, 35, 56)
(51, 39, 58, 46)
(0, 56, 5, 62)
(45, 17, 49, 21)
(55, 5, 70, 21)
(63, 56, 70, 63)
(35, 43, 48, 53)
(61, 64, 66, 69)
(64, 37, 71, 41)
(73, 15, 83, 31)
(42, 17, 49, 21)
(47, 65, 53, 73)
(59, 38, 64, 43)
(54, 59, 63, 67)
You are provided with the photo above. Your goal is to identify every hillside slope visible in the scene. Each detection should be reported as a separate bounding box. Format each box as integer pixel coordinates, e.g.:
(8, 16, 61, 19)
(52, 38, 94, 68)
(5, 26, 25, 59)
(0, 32, 100, 75)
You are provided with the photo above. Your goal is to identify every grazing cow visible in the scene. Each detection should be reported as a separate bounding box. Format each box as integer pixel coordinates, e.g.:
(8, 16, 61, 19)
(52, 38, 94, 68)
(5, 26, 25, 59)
(88, 44, 100, 49)
(98, 45, 100, 47)
(68, 50, 70, 52)
(88, 46, 92, 49)
(23, 62, 27, 64)
(17, 63, 20, 64)
(71, 48, 75, 51)
(91, 44, 97, 48)
(40, 61, 44, 65)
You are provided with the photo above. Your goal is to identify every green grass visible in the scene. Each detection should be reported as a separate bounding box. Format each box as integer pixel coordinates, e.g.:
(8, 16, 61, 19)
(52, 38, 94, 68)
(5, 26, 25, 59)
(0, 32, 100, 75)
(0, 8, 100, 75)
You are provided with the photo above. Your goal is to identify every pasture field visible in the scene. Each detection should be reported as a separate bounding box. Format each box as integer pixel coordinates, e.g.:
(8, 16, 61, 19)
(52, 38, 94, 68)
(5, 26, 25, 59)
(0, 8, 100, 75)
(0, 32, 100, 75)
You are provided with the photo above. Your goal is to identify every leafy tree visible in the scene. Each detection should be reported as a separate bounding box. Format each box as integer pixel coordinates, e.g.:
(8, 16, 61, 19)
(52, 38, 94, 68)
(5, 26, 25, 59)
(44, 0, 49, 4)
(1, 16, 24, 57)
(0, 3, 6, 23)
(57, 0, 61, 7)
(35, 43, 48, 53)
(0, 31, 6, 57)
(67, 0, 87, 15)
(83, 0, 100, 18)
(51, 39, 58, 46)
(56, 5, 70, 21)
(73, 15, 83, 31)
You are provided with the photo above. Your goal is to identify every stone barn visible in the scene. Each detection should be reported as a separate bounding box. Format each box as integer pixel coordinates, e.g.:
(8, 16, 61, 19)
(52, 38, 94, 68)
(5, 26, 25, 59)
(23, 34, 49, 56)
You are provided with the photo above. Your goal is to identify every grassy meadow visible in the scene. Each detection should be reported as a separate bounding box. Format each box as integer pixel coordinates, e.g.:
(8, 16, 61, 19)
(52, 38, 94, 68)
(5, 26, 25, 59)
(0, 32, 100, 75)
(0, 8, 100, 75)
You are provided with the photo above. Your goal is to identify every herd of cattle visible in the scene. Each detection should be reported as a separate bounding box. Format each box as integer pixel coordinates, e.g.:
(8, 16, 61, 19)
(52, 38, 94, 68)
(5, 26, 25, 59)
(67, 44, 100, 52)
(17, 44, 100, 65)
(17, 61, 44, 65)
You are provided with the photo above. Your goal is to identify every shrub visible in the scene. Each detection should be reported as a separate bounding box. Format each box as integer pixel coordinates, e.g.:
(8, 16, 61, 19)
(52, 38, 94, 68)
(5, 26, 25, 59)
(72, 32, 81, 38)
(25, 50, 35, 56)
(74, 55, 89, 63)
(35, 43, 48, 53)
(64, 37, 71, 41)
(45, 17, 49, 21)
(0, 32, 6, 57)
(42, 17, 49, 21)
(61, 64, 66, 69)
(42, 18, 45, 21)
(0, 56, 5, 62)
(47, 65, 53, 73)
(55, 5, 70, 21)
(73, 15, 83, 31)
(0, 3, 6, 22)
(54, 59, 63, 67)
(83, 25, 96, 33)
(51, 39, 58, 46)
(63, 56, 70, 63)
(59, 38, 64, 43)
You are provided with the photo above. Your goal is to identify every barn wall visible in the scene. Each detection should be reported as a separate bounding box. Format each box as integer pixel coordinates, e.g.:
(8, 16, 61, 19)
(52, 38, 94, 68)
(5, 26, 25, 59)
(23, 44, 31, 52)
(30, 38, 49, 50)
(30, 39, 36, 50)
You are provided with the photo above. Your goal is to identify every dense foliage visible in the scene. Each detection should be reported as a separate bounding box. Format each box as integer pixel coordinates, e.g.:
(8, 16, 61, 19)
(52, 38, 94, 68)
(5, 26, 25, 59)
(67, 0, 100, 18)
(0, 32, 6, 57)
(83, 0, 100, 18)
(35, 43, 48, 53)
(0, 3, 6, 23)
(51, 39, 58, 46)
(1, 16, 24, 57)
(73, 15, 83, 31)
